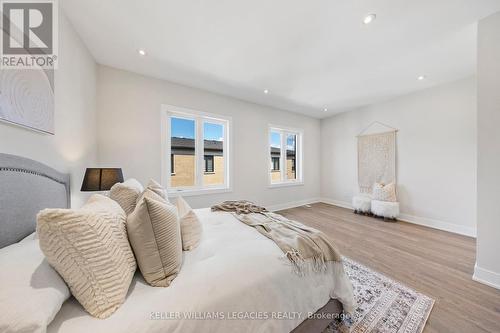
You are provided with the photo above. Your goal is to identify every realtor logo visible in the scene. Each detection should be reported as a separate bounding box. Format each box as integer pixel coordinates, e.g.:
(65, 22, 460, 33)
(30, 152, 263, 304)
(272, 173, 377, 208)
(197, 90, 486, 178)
(1, 0, 58, 68)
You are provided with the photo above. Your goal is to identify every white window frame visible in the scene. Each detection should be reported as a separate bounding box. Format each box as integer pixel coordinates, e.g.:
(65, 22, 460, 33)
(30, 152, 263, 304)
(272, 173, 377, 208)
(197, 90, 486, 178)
(161, 105, 232, 196)
(268, 125, 304, 188)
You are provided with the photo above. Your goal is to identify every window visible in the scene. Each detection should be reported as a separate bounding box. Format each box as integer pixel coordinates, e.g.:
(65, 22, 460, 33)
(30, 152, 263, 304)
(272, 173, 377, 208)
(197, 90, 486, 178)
(271, 157, 280, 171)
(204, 155, 214, 173)
(269, 126, 302, 185)
(162, 106, 231, 195)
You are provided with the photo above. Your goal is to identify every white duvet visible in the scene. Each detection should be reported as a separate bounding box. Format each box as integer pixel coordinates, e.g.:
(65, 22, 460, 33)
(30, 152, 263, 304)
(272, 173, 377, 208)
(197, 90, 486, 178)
(47, 208, 354, 333)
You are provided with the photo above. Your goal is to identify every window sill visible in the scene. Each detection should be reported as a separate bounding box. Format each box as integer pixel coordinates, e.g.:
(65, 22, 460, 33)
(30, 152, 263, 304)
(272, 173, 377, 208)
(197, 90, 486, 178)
(167, 187, 232, 197)
(268, 181, 304, 189)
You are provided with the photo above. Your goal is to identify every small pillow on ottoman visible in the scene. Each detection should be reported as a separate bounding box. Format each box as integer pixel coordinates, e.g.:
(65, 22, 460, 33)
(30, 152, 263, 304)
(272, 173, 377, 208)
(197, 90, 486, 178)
(109, 178, 144, 214)
(372, 182, 397, 202)
(127, 189, 182, 287)
(37, 195, 137, 319)
(176, 196, 202, 251)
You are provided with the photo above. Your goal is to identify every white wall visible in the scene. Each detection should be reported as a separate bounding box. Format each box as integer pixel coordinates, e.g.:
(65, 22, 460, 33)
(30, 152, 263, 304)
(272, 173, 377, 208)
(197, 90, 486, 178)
(0, 11, 97, 208)
(96, 66, 321, 209)
(320, 77, 477, 236)
(475, 11, 500, 289)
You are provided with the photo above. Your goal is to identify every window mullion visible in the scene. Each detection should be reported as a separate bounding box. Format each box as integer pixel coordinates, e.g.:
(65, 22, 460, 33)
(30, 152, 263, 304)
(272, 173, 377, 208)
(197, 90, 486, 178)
(223, 121, 228, 187)
(281, 131, 286, 182)
(195, 117, 204, 188)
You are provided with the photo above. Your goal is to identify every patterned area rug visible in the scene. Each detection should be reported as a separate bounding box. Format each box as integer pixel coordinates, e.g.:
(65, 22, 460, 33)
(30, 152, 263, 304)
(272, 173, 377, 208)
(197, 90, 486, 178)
(325, 258, 434, 333)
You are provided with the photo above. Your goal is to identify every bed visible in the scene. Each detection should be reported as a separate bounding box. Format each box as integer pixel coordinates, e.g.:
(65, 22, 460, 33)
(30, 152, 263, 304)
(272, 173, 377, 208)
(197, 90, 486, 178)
(0, 153, 353, 333)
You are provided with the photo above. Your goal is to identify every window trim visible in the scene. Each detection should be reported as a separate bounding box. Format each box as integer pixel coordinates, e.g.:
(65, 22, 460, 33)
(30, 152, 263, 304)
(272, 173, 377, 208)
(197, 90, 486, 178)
(161, 105, 232, 196)
(268, 125, 304, 187)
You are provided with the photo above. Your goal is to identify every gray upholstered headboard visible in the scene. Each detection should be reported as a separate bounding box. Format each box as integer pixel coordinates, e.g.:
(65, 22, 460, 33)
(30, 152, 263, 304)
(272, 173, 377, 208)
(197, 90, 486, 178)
(0, 153, 70, 248)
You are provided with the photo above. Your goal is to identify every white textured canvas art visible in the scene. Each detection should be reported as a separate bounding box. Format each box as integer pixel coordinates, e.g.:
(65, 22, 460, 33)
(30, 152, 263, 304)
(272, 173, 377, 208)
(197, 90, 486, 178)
(0, 69, 55, 134)
(358, 131, 396, 193)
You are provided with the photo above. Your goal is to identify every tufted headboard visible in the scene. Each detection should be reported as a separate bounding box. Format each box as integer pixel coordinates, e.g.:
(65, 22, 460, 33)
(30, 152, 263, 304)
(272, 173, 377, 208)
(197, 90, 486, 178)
(0, 153, 70, 248)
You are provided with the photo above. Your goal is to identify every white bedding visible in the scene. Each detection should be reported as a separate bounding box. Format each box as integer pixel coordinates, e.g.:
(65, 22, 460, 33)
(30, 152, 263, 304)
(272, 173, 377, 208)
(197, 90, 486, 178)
(47, 208, 354, 333)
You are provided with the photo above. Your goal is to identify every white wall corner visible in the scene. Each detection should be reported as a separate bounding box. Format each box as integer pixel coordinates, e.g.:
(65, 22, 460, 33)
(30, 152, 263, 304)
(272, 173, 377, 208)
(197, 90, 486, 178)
(318, 197, 476, 238)
(473, 263, 500, 290)
(268, 198, 321, 212)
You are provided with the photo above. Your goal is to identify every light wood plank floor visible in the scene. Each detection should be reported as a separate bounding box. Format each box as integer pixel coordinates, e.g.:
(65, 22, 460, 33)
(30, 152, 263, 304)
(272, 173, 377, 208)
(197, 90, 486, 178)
(278, 203, 500, 333)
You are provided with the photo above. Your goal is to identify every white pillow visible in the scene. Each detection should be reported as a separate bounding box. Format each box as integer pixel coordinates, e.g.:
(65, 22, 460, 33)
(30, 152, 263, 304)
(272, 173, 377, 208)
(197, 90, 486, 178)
(372, 182, 397, 202)
(0, 238, 70, 333)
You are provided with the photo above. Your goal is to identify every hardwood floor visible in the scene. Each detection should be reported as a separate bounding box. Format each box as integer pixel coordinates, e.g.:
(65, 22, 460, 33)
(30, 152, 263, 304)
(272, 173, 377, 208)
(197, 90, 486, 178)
(278, 203, 500, 333)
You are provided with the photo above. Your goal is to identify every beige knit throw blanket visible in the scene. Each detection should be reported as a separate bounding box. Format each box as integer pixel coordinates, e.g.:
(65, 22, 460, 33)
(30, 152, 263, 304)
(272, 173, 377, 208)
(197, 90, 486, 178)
(212, 201, 342, 275)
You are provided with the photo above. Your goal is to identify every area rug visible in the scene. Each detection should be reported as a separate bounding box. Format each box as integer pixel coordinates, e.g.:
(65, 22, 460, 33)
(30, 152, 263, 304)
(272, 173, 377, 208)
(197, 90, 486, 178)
(324, 258, 434, 333)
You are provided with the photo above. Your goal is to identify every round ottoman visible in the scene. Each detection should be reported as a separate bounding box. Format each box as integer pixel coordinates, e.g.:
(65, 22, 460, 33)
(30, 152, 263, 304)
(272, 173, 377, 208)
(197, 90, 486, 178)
(371, 200, 399, 220)
(352, 195, 372, 214)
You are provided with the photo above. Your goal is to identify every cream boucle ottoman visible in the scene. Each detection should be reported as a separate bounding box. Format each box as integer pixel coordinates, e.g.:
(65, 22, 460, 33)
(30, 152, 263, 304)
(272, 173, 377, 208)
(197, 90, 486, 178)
(352, 195, 372, 214)
(371, 200, 399, 220)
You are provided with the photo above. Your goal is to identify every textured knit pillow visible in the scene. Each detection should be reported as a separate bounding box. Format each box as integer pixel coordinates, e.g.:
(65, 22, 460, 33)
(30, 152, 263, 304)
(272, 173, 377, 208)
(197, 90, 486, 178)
(177, 196, 202, 251)
(146, 179, 168, 202)
(372, 182, 397, 202)
(127, 189, 182, 287)
(109, 178, 144, 215)
(37, 195, 136, 319)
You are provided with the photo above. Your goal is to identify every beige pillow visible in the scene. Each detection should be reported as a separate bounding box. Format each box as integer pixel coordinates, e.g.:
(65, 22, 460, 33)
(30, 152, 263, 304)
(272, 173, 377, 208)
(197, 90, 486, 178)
(37, 195, 136, 319)
(146, 179, 168, 202)
(109, 178, 144, 215)
(127, 189, 182, 287)
(177, 196, 202, 251)
(372, 182, 397, 202)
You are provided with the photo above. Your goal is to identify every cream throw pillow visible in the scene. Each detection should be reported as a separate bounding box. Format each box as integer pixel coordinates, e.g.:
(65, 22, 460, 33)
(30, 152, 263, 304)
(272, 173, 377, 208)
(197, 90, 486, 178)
(37, 195, 136, 319)
(177, 196, 202, 251)
(127, 189, 182, 287)
(109, 178, 144, 215)
(146, 179, 169, 202)
(372, 182, 397, 202)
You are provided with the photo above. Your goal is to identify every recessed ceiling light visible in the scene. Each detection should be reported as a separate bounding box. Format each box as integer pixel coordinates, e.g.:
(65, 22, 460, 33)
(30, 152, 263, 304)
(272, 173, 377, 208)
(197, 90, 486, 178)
(363, 14, 376, 25)
(263, 89, 269, 94)
(138, 49, 147, 56)
(417, 75, 426, 81)
(323, 108, 328, 112)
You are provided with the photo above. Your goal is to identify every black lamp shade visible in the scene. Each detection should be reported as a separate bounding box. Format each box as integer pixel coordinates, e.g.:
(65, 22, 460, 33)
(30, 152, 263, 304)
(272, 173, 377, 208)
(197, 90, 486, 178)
(81, 168, 124, 191)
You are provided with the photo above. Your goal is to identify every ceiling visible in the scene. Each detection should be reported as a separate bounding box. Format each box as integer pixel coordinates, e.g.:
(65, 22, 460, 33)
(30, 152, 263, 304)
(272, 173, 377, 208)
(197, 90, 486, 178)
(61, 0, 500, 118)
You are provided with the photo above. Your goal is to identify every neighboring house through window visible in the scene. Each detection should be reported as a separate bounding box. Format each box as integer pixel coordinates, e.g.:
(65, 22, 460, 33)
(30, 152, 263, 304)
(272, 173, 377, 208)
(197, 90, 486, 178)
(269, 126, 303, 185)
(204, 155, 215, 173)
(161, 105, 231, 195)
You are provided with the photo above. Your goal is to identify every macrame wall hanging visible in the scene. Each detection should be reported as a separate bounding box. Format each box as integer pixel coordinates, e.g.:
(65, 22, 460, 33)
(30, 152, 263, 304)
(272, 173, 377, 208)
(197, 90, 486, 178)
(357, 121, 397, 193)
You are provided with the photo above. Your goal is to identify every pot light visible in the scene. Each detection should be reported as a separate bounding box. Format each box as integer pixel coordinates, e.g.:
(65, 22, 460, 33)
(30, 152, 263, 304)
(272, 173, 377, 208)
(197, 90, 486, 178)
(263, 89, 269, 94)
(138, 49, 147, 56)
(417, 75, 426, 81)
(323, 108, 328, 112)
(363, 14, 376, 25)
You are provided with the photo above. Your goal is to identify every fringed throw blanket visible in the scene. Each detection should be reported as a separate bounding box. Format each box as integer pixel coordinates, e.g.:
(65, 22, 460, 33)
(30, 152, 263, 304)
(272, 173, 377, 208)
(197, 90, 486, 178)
(212, 201, 342, 275)
(211, 200, 268, 214)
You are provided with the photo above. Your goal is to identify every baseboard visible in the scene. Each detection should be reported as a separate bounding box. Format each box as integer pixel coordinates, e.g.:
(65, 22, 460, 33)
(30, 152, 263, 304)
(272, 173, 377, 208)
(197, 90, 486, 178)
(398, 213, 476, 238)
(319, 197, 476, 238)
(473, 264, 500, 290)
(319, 198, 353, 210)
(268, 197, 321, 212)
